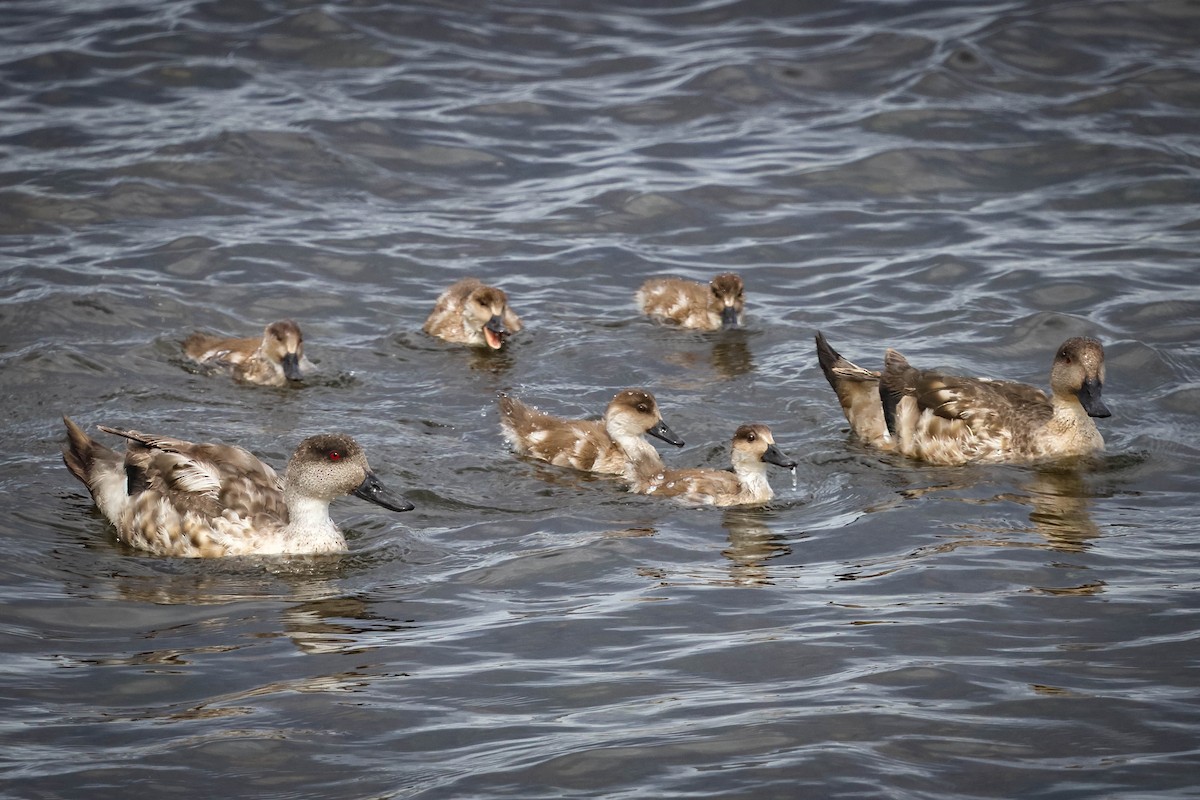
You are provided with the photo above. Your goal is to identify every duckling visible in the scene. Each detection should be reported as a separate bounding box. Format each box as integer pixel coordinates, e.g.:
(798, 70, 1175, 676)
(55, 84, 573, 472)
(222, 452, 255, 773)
(423, 278, 522, 349)
(636, 272, 745, 330)
(183, 320, 312, 386)
(815, 332, 1111, 465)
(633, 424, 796, 506)
(498, 389, 684, 478)
(61, 416, 413, 557)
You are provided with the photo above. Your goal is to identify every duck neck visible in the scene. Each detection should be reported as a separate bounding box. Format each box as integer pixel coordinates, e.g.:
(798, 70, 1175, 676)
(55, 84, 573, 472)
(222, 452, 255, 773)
(617, 432, 664, 479)
(282, 488, 346, 553)
(622, 442, 666, 487)
(1047, 394, 1104, 453)
(732, 459, 772, 503)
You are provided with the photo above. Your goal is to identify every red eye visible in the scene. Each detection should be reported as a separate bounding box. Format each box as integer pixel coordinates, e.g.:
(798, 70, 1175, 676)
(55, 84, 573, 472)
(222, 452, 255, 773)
(328, 450, 342, 462)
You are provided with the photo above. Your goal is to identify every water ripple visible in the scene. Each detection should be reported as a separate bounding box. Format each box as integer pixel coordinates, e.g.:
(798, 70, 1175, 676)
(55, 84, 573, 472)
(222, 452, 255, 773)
(2, 0, 1199, 797)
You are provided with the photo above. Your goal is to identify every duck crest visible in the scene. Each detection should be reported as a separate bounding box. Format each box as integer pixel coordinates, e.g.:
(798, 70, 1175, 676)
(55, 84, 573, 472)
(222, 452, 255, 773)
(61, 417, 412, 557)
(815, 332, 1111, 465)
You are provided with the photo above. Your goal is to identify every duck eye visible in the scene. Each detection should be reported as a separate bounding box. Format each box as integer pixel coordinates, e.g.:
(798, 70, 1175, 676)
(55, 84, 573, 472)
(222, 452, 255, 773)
(636, 404, 648, 413)
(327, 450, 342, 462)
(746, 432, 756, 441)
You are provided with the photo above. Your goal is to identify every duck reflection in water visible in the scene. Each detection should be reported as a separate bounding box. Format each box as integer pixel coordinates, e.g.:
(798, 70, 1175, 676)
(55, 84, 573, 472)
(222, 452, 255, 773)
(897, 460, 1103, 554)
(709, 328, 755, 379)
(466, 344, 516, 375)
(721, 509, 793, 587)
(281, 595, 421, 656)
(655, 328, 756, 382)
(1019, 463, 1102, 553)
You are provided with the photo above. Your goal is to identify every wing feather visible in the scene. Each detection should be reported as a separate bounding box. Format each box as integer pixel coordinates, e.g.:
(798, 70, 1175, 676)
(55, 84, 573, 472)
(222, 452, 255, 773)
(99, 426, 284, 520)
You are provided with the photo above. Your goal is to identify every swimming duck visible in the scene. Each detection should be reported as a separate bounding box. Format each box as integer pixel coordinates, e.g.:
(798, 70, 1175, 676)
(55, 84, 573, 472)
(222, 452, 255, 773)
(61, 416, 413, 557)
(183, 320, 313, 386)
(423, 278, 522, 349)
(632, 424, 796, 506)
(498, 389, 684, 478)
(814, 332, 1111, 465)
(636, 272, 745, 330)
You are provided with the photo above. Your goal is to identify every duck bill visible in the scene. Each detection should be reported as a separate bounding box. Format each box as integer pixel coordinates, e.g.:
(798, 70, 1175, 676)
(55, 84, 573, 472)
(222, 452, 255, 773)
(647, 419, 685, 447)
(720, 305, 739, 329)
(352, 471, 415, 512)
(483, 316, 508, 350)
(1077, 377, 1111, 418)
(762, 443, 798, 469)
(281, 352, 304, 382)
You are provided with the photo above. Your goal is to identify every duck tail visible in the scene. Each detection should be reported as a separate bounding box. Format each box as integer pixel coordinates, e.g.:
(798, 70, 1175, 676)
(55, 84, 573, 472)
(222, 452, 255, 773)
(814, 330, 842, 385)
(61, 415, 110, 486)
(814, 332, 891, 447)
(815, 331, 879, 385)
(496, 391, 525, 441)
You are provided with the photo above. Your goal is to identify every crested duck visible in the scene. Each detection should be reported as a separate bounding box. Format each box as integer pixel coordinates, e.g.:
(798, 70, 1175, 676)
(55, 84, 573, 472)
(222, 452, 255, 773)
(183, 320, 313, 386)
(498, 389, 684, 478)
(815, 332, 1111, 465)
(61, 416, 413, 557)
(636, 272, 745, 330)
(423, 278, 522, 350)
(633, 424, 796, 506)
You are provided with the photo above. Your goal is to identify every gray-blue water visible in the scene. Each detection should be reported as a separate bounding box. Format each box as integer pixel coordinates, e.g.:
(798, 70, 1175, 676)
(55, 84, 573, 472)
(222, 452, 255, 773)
(2, 1, 1199, 797)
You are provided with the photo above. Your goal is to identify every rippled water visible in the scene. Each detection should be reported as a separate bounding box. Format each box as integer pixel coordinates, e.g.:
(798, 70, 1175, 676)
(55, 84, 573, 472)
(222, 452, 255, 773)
(3, 0, 1199, 797)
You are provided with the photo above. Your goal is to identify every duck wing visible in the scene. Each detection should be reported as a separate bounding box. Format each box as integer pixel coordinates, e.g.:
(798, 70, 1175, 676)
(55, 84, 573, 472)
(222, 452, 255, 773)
(910, 373, 1053, 431)
(98, 427, 286, 521)
(497, 394, 621, 472)
(638, 467, 740, 502)
(182, 332, 257, 365)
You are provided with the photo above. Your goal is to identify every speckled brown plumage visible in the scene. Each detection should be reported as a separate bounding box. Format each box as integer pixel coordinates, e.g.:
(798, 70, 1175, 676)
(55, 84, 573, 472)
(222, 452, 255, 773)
(816, 332, 1111, 465)
(498, 389, 684, 479)
(183, 320, 312, 386)
(61, 418, 412, 557)
(423, 278, 522, 349)
(636, 272, 745, 330)
(632, 424, 796, 506)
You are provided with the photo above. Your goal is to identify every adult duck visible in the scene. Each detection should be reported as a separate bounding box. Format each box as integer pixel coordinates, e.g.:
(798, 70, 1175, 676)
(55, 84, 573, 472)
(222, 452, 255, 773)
(61, 417, 413, 557)
(815, 332, 1111, 465)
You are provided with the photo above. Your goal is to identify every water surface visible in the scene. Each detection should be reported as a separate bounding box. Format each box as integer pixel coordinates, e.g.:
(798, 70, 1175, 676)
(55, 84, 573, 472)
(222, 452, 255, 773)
(2, 1, 1199, 797)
